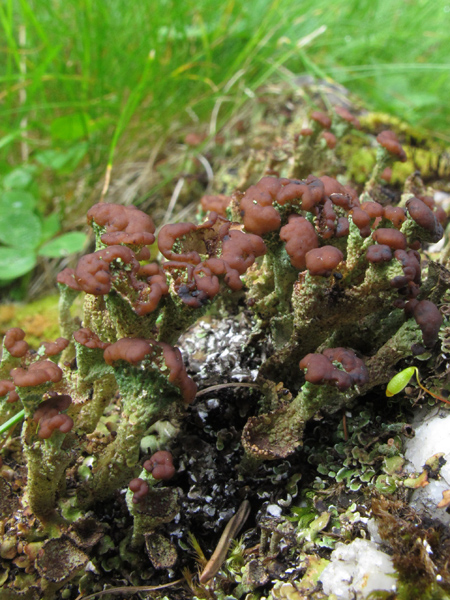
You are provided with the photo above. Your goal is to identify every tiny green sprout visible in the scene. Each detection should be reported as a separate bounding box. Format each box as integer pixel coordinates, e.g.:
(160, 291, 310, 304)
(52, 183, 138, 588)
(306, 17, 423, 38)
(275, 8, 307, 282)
(386, 366, 450, 405)
(386, 367, 417, 397)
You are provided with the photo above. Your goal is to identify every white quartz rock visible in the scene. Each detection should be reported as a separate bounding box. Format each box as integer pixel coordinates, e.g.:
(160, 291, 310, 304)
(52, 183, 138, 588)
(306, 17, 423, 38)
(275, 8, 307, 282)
(405, 409, 450, 482)
(404, 409, 450, 524)
(318, 538, 397, 599)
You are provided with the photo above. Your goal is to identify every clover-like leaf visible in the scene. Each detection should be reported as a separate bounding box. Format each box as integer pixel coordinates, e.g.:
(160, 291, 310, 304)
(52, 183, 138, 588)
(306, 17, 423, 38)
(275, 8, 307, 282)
(50, 113, 89, 142)
(3, 166, 35, 189)
(40, 213, 61, 244)
(0, 190, 36, 211)
(38, 231, 88, 258)
(0, 208, 42, 250)
(0, 247, 37, 281)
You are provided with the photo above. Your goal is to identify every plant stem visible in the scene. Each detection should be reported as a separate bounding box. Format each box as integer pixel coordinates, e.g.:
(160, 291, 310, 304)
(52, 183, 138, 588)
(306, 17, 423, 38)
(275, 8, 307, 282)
(0, 408, 25, 436)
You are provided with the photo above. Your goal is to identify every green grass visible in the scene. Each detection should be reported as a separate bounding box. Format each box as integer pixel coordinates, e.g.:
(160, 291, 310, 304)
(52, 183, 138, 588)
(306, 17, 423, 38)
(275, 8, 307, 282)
(1, 0, 449, 170)
(0, 0, 449, 247)
(0, 0, 297, 171)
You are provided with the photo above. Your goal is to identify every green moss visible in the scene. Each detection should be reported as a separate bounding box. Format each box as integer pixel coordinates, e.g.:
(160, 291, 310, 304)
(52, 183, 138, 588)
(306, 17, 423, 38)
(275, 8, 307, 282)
(0, 295, 60, 347)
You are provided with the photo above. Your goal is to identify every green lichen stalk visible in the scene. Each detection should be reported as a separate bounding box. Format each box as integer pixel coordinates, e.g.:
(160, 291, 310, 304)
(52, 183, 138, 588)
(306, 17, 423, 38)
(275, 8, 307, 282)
(23, 426, 72, 529)
(81, 339, 195, 504)
(14, 379, 74, 528)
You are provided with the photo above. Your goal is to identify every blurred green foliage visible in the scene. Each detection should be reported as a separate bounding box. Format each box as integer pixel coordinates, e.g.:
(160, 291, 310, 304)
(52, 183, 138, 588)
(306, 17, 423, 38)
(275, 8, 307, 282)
(0, 162, 87, 284)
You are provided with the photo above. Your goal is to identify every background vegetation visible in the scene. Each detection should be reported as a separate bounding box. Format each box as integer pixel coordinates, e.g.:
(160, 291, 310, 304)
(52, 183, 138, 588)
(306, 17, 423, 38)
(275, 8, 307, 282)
(0, 0, 449, 295)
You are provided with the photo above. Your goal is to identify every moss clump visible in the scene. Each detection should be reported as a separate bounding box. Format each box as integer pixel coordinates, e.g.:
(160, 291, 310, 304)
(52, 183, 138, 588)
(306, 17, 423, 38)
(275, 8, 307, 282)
(0, 295, 60, 347)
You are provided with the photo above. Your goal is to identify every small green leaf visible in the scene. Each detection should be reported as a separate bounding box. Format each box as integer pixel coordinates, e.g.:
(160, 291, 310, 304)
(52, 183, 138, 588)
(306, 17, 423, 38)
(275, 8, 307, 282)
(38, 231, 88, 258)
(386, 367, 417, 397)
(0, 247, 37, 280)
(3, 166, 35, 189)
(35, 142, 88, 173)
(50, 113, 89, 142)
(0, 209, 42, 250)
(0, 190, 36, 211)
(35, 149, 70, 170)
(40, 213, 61, 244)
